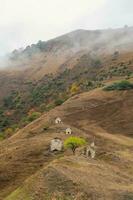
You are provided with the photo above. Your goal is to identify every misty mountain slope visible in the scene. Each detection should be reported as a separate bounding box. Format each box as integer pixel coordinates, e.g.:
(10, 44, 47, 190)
(0, 47, 133, 134)
(11, 26, 133, 56)
(1, 26, 133, 89)
(0, 26, 133, 105)
(0, 88, 133, 199)
(3, 26, 133, 71)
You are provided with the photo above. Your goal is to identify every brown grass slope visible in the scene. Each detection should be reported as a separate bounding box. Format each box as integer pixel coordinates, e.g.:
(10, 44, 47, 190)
(0, 28, 133, 133)
(1, 47, 133, 101)
(1, 26, 133, 102)
(0, 88, 133, 199)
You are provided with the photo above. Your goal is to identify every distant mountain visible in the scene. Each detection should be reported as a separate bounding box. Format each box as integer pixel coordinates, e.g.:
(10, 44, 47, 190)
(1, 26, 132, 77)
(9, 26, 133, 59)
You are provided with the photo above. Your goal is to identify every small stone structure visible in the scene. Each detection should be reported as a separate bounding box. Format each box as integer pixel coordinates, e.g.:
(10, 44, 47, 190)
(83, 142, 96, 159)
(50, 138, 63, 151)
(65, 128, 72, 135)
(90, 142, 95, 148)
(55, 117, 62, 124)
(86, 147, 95, 158)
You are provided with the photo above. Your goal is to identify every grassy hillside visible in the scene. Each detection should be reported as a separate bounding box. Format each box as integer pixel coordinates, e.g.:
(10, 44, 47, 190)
(0, 88, 133, 200)
(0, 51, 133, 138)
(0, 27, 133, 137)
(0, 27, 133, 199)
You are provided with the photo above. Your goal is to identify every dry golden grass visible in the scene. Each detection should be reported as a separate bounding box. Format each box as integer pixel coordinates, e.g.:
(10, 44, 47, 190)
(0, 87, 133, 199)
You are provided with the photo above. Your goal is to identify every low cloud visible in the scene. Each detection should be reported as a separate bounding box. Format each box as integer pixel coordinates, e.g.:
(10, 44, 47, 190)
(0, 0, 133, 55)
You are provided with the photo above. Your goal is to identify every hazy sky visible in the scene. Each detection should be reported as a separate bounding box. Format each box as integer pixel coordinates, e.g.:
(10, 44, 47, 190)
(0, 0, 133, 56)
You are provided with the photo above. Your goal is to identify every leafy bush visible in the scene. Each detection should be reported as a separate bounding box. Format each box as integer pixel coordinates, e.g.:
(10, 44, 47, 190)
(22, 112, 41, 125)
(70, 83, 80, 95)
(64, 136, 86, 154)
(45, 103, 55, 111)
(54, 99, 64, 106)
(27, 112, 41, 122)
(0, 117, 10, 131)
(4, 127, 14, 137)
(103, 80, 133, 91)
(0, 132, 4, 140)
(91, 59, 101, 67)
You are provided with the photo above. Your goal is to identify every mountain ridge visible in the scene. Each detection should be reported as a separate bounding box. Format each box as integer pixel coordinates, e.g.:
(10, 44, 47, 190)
(3, 25, 133, 69)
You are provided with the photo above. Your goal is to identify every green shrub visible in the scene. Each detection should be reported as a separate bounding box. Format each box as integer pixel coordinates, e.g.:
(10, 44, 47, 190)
(103, 80, 133, 91)
(11, 124, 19, 131)
(91, 59, 101, 67)
(4, 127, 14, 136)
(44, 103, 55, 111)
(22, 112, 41, 125)
(0, 132, 4, 140)
(54, 99, 65, 106)
(27, 112, 41, 122)
(64, 136, 86, 154)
